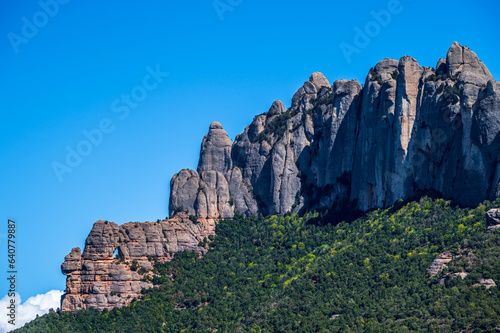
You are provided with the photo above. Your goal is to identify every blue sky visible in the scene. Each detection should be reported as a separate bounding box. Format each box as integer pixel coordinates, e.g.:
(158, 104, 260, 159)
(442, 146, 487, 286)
(0, 0, 499, 304)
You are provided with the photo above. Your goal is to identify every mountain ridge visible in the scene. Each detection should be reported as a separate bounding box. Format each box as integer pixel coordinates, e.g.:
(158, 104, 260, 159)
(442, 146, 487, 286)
(169, 41, 500, 219)
(59, 41, 500, 313)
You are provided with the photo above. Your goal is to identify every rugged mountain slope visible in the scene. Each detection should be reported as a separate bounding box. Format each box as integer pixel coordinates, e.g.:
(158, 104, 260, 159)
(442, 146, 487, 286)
(19, 198, 500, 332)
(170, 42, 500, 218)
(59, 42, 499, 314)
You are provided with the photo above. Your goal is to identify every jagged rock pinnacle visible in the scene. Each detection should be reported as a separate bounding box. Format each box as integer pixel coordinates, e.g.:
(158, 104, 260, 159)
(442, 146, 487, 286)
(268, 100, 286, 115)
(198, 122, 232, 174)
(170, 42, 498, 216)
(309, 72, 331, 90)
(209, 121, 223, 130)
(446, 41, 493, 86)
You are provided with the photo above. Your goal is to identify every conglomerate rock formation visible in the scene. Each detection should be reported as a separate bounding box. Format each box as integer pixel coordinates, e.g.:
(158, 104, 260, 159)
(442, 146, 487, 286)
(170, 42, 500, 217)
(62, 42, 500, 312)
(61, 214, 215, 311)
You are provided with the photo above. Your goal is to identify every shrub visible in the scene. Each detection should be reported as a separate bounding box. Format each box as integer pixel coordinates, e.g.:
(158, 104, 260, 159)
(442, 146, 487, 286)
(436, 83, 445, 94)
(174, 206, 185, 214)
(442, 84, 460, 104)
(369, 68, 384, 85)
(426, 74, 448, 82)
(391, 70, 399, 80)
(253, 111, 293, 143)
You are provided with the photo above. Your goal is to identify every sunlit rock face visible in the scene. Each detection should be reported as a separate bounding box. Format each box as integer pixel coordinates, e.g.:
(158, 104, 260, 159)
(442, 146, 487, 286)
(61, 215, 215, 311)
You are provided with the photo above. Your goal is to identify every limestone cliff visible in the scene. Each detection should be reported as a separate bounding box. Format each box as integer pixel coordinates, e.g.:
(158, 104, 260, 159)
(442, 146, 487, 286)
(170, 42, 500, 217)
(61, 214, 215, 311)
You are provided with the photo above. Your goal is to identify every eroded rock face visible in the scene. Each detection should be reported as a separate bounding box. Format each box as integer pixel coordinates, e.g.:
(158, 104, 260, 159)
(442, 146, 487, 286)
(169, 42, 500, 218)
(61, 215, 215, 311)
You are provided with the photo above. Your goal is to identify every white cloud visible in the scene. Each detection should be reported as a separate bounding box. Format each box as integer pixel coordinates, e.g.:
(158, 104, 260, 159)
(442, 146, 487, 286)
(0, 290, 64, 333)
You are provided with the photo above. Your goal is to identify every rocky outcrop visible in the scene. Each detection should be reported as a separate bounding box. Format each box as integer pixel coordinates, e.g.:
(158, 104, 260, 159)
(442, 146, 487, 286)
(169, 120, 259, 219)
(446, 41, 493, 86)
(473, 278, 497, 289)
(486, 208, 500, 231)
(61, 215, 215, 311)
(453, 272, 469, 280)
(488, 225, 500, 231)
(487, 208, 500, 224)
(427, 253, 454, 277)
(169, 42, 500, 218)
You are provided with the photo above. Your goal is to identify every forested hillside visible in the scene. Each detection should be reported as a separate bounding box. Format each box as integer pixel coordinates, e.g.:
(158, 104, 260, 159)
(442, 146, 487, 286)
(17, 197, 500, 332)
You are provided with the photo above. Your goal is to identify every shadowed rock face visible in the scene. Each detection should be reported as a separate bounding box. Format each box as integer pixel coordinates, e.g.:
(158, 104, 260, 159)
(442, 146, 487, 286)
(61, 215, 215, 312)
(170, 42, 500, 217)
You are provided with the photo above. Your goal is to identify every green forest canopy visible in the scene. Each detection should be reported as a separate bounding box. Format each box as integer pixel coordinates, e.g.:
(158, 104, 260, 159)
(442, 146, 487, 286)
(17, 197, 500, 332)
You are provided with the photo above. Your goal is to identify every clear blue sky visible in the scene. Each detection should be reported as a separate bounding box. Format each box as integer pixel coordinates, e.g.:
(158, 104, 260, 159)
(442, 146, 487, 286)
(0, 0, 499, 301)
